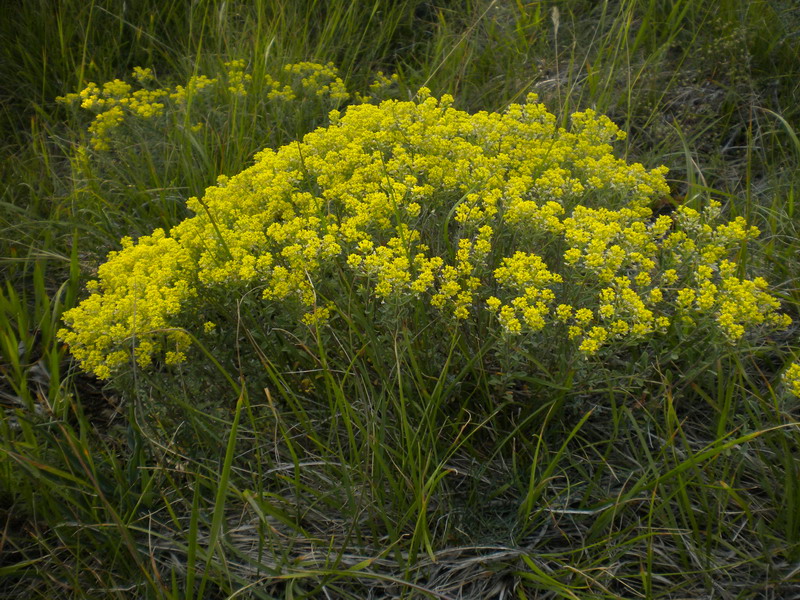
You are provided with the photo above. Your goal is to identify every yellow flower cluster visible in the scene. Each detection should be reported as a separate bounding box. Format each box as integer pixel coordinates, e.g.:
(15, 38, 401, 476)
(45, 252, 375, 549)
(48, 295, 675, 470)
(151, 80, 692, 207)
(354, 71, 401, 104)
(784, 363, 800, 398)
(57, 61, 352, 150)
(265, 61, 349, 102)
(59, 90, 791, 378)
(369, 71, 400, 93)
(224, 59, 251, 95)
(132, 66, 154, 83)
(488, 252, 562, 333)
(170, 74, 216, 105)
(58, 67, 199, 150)
(60, 228, 195, 379)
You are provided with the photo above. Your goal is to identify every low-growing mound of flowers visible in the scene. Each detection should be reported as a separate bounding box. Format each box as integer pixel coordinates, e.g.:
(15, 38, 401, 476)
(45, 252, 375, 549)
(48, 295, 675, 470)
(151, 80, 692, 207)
(59, 91, 793, 384)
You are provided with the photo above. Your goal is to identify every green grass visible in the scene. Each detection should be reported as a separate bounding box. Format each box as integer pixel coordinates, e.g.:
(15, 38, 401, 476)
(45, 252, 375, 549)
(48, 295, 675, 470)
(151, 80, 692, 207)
(2, 0, 800, 598)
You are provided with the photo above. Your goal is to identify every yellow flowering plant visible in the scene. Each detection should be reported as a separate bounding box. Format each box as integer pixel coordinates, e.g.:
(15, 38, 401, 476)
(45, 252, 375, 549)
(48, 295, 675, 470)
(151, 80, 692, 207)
(57, 61, 352, 152)
(57, 88, 796, 396)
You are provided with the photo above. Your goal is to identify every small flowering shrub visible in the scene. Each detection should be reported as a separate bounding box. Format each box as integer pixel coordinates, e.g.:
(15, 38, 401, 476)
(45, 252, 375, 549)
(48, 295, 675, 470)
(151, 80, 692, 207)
(58, 61, 334, 150)
(58, 89, 796, 395)
(57, 61, 397, 152)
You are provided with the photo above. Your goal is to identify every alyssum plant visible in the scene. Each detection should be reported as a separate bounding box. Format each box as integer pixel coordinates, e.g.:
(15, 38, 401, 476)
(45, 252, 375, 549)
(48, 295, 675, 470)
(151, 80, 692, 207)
(58, 86, 797, 398)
